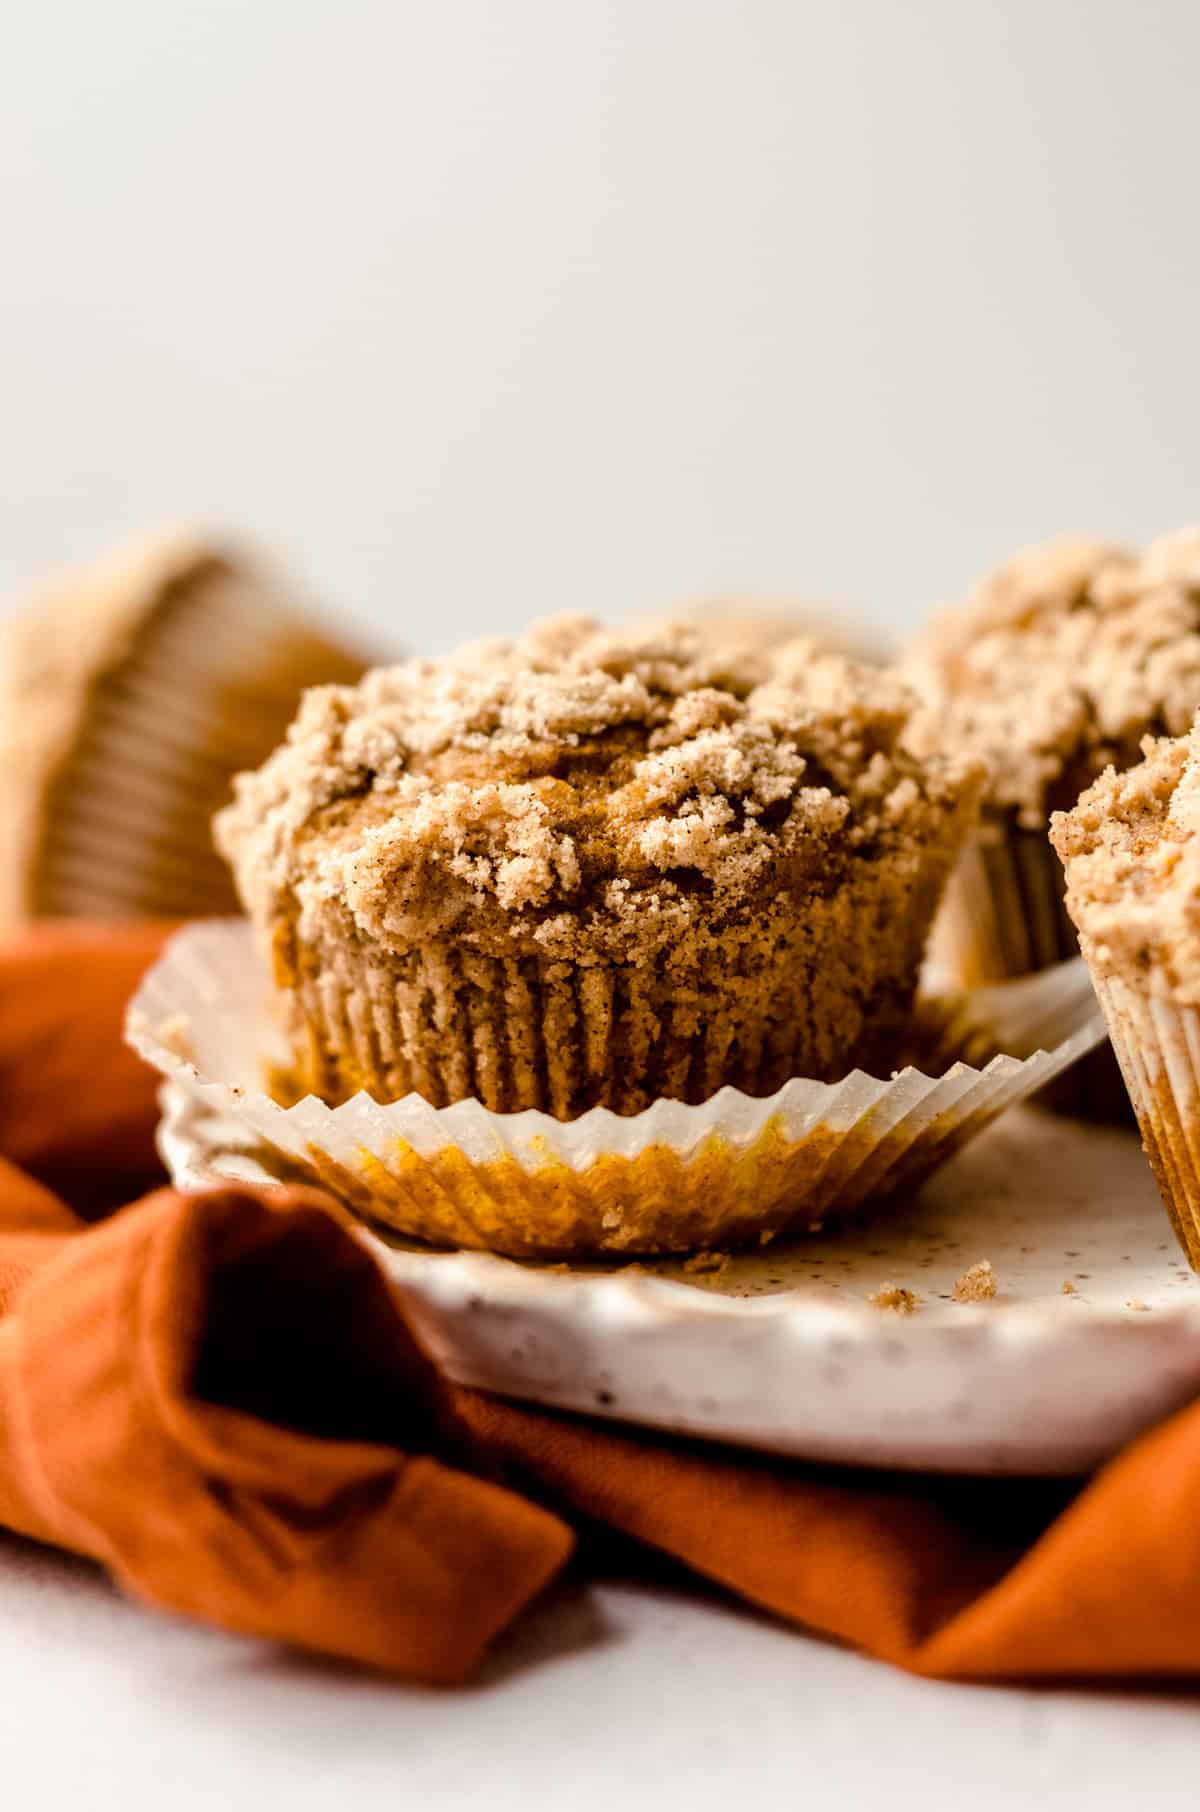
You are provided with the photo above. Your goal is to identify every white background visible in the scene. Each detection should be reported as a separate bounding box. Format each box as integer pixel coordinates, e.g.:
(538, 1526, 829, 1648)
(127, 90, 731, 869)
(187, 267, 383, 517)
(3, 1, 1199, 655)
(4, 4, 1200, 1801)
(3, 1533, 1200, 1812)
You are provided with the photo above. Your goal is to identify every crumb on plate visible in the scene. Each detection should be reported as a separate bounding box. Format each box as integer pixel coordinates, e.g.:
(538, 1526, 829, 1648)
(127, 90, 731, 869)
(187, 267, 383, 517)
(682, 1250, 730, 1277)
(868, 1281, 918, 1314)
(953, 1259, 997, 1302)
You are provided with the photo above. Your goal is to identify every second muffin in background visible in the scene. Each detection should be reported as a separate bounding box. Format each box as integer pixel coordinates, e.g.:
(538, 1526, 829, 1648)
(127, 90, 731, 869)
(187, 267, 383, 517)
(216, 617, 982, 1119)
(905, 529, 1200, 991)
(0, 530, 371, 925)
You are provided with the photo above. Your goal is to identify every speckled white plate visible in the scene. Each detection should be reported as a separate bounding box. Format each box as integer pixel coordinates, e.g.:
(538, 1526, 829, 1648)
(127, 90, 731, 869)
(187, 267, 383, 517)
(160, 1083, 1200, 1476)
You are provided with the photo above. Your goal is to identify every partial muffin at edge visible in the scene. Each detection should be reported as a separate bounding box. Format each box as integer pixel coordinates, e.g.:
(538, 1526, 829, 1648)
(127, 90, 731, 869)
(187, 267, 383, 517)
(0, 530, 369, 924)
(903, 528, 1200, 1121)
(1051, 721, 1200, 1263)
(905, 528, 1200, 975)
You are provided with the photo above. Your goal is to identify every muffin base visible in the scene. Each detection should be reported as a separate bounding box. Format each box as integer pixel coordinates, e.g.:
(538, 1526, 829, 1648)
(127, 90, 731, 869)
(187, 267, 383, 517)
(934, 817, 1130, 1121)
(131, 919, 1107, 1258)
(274, 845, 954, 1119)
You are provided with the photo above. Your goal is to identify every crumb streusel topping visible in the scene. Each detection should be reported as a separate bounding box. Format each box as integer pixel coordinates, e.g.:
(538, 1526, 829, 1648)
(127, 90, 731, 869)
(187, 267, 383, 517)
(952, 1259, 997, 1302)
(867, 1282, 918, 1313)
(217, 614, 979, 964)
(1051, 718, 1200, 999)
(906, 529, 1200, 827)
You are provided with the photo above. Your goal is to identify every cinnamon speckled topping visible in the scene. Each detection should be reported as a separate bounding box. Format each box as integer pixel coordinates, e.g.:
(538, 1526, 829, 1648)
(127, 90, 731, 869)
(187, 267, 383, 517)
(217, 614, 980, 965)
(906, 529, 1200, 827)
(1051, 720, 1200, 1000)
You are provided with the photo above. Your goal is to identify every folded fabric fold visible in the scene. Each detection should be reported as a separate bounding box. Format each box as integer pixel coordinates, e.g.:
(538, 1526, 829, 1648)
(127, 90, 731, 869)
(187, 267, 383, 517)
(1, 1182, 571, 1681)
(1, 921, 1199, 1686)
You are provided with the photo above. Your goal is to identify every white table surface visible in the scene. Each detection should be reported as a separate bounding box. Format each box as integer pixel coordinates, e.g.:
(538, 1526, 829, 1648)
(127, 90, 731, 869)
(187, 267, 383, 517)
(1, 1531, 1196, 1810)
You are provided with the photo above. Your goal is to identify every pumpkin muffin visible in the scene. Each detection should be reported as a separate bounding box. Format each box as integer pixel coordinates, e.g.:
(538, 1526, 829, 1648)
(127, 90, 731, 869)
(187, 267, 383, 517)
(0, 530, 369, 924)
(1052, 721, 1200, 1266)
(216, 616, 981, 1120)
(907, 529, 1200, 986)
(906, 529, 1200, 1116)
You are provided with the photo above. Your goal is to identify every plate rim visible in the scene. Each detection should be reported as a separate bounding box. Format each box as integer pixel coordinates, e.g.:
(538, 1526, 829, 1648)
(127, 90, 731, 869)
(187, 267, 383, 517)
(159, 1077, 1200, 1342)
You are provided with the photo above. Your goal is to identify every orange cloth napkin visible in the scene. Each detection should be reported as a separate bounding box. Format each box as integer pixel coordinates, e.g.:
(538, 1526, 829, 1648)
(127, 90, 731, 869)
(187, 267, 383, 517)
(3, 923, 1200, 1684)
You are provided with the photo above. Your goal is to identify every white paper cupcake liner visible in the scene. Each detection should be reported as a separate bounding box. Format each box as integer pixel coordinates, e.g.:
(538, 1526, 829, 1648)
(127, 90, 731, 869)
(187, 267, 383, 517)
(932, 823, 1076, 986)
(931, 819, 1130, 1120)
(126, 919, 1108, 1259)
(1090, 974, 1200, 1269)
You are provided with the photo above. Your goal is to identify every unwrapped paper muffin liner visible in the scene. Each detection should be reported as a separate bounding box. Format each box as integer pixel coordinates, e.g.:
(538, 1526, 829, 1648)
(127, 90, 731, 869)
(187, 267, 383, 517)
(127, 920, 1107, 1259)
(13, 554, 368, 920)
(1090, 974, 1200, 1270)
(933, 823, 1076, 986)
(932, 818, 1129, 1120)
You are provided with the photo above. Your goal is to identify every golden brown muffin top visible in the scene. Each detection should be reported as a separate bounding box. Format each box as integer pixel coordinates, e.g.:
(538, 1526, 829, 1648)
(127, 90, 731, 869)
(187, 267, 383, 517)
(217, 615, 980, 962)
(905, 529, 1200, 827)
(1051, 718, 1200, 1000)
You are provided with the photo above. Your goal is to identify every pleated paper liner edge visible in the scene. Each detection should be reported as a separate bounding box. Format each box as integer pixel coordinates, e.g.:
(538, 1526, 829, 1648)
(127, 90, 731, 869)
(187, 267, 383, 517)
(931, 818, 1131, 1121)
(126, 919, 1107, 1260)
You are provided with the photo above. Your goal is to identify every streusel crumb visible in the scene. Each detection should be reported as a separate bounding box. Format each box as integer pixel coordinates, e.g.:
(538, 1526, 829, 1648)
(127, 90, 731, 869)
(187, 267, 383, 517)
(953, 1260, 997, 1302)
(681, 1250, 730, 1277)
(868, 1282, 918, 1314)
